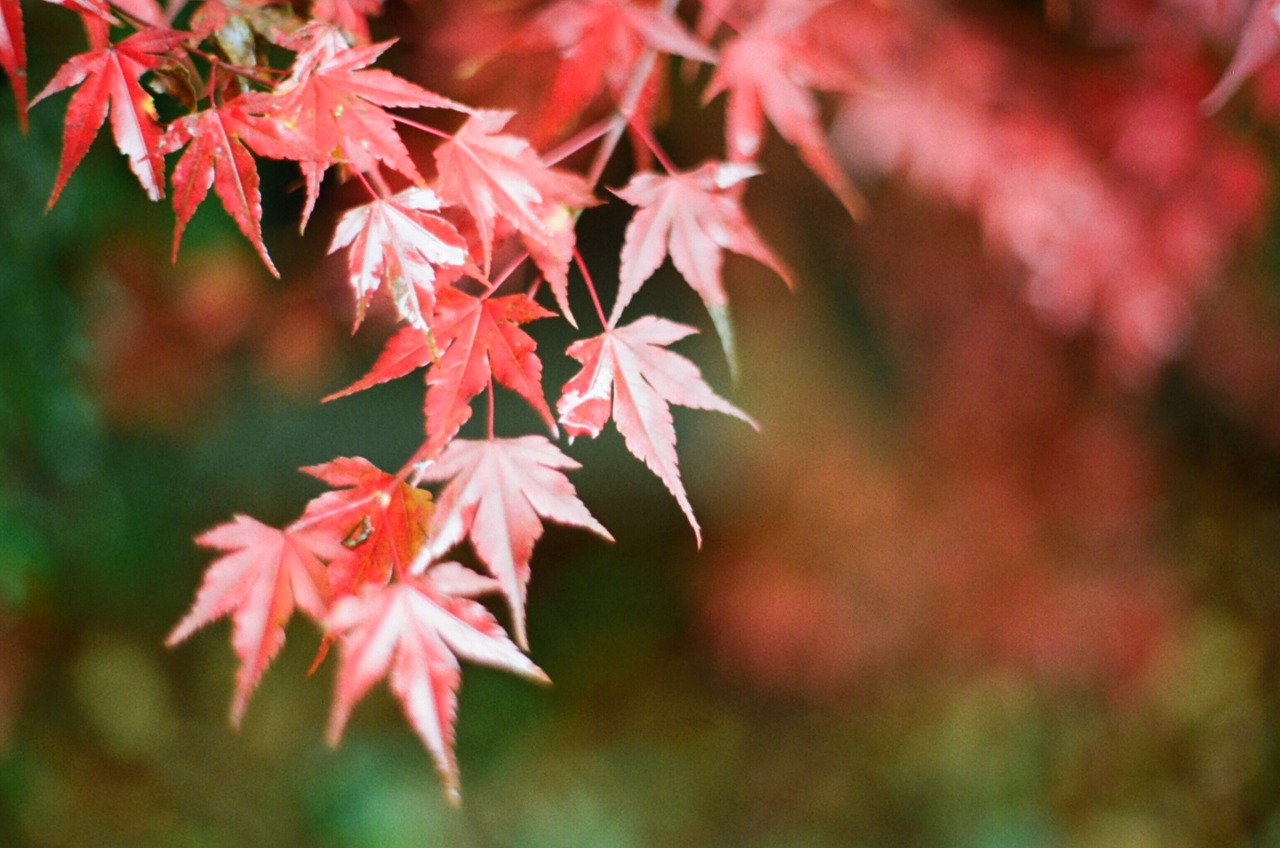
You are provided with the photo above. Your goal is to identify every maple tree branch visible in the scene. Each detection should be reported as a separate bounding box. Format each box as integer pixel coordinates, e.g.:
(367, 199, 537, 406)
(187, 47, 286, 88)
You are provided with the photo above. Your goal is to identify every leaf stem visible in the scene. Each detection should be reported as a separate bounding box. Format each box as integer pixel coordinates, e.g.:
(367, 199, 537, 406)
(487, 376, 496, 440)
(366, 166, 394, 198)
(574, 248, 608, 329)
(584, 0, 681, 185)
(392, 114, 454, 140)
(626, 117, 678, 175)
(543, 117, 615, 166)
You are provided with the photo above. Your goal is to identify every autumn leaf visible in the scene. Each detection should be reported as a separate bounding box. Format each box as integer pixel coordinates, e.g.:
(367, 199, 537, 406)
(252, 24, 469, 229)
(297, 456, 434, 599)
(322, 324, 436, 401)
(414, 435, 612, 648)
(108, 0, 166, 26)
(705, 10, 867, 219)
(423, 287, 558, 457)
(517, 0, 715, 143)
(33, 28, 188, 207)
(167, 515, 330, 725)
(310, 0, 384, 44)
(433, 110, 595, 322)
(162, 99, 281, 276)
(612, 161, 792, 369)
(557, 316, 756, 545)
(325, 573, 548, 802)
(328, 187, 469, 330)
(0, 0, 26, 132)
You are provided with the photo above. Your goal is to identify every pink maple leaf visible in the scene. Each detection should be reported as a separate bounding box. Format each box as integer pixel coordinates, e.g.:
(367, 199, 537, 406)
(414, 435, 612, 648)
(167, 515, 330, 724)
(310, 0, 384, 44)
(517, 0, 715, 142)
(705, 7, 867, 219)
(557, 316, 756, 545)
(325, 572, 548, 802)
(328, 187, 469, 330)
(251, 25, 468, 229)
(612, 160, 792, 366)
(433, 110, 595, 323)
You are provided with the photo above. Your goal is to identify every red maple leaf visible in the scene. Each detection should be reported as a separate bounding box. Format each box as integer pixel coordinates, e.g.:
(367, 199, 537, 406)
(298, 456, 434, 599)
(253, 24, 468, 228)
(167, 514, 331, 724)
(433, 110, 595, 322)
(310, 0, 385, 44)
(0, 0, 26, 132)
(108, 0, 166, 26)
(161, 98, 283, 276)
(705, 7, 867, 219)
(322, 324, 437, 401)
(517, 0, 715, 143)
(328, 187, 469, 330)
(414, 435, 613, 647)
(613, 161, 791, 366)
(33, 28, 188, 207)
(325, 572, 548, 802)
(45, 0, 117, 24)
(322, 288, 557, 455)
(557, 316, 756, 545)
(424, 287, 559, 456)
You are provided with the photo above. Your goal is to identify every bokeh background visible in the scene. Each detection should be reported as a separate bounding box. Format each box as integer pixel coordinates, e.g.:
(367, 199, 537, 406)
(7, 1, 1280, 845)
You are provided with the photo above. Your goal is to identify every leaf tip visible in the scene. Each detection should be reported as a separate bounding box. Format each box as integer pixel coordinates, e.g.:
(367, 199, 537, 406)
(441, 780, 462, 808)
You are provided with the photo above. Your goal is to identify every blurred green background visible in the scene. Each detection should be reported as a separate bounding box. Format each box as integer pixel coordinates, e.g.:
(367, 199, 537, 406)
(7, 5, 1280, 847)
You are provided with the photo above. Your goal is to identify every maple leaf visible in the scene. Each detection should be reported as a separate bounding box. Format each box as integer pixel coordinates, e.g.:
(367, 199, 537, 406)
(298, 456, 434, 599)
(108, 0, 166, 26)
(1203, 0, 1280, 111)
(424, 287, 559, 456)
(612, 161, 792, 369)
(328, 187, 469, 330)
(322, 323, 436, 401)
(705, 9, 867, 219)
(310, 0, 384, 44)
(557, 316, 756, 545)
(0, 0, 26, 132)
(325, 572, 548, 802)
(33, 28, 188, 207)
(44, 0, 118, 24)
(253, 25, 469, 229)
(322, 288, 558, 455)
(414, 435, 613, 648)
(167, 515, 330, 724)
(161, 99, 282, 276)
(517, 0, 716, 143)
(433, 110, 595, 323)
